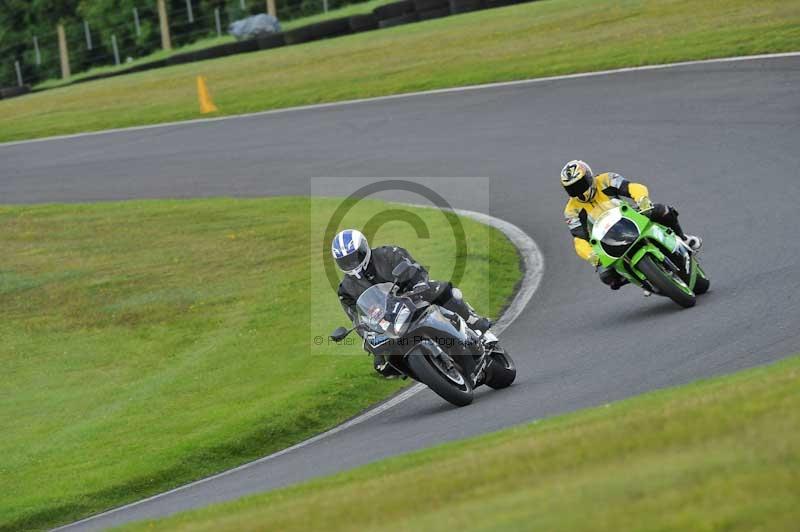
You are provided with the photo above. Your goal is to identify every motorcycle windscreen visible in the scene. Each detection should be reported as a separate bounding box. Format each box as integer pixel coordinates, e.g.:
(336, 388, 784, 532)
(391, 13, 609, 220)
(600, 218, 640, 258)
(356, 283, 394, 331)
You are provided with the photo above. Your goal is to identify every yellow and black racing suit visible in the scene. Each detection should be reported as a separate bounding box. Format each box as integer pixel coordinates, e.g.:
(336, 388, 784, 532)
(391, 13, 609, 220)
(564, 172, 686, 287)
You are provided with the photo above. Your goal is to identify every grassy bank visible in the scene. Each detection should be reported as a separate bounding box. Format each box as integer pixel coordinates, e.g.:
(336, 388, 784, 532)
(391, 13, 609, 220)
(124, 355, 800, 532)
(0, 197, 521, 530)
(2, 0, 798, 142)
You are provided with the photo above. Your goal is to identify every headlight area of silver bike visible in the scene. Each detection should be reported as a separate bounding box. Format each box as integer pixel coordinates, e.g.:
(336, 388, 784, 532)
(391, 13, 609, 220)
(363, 313, 392, 337)
(394, 306, 412, 335)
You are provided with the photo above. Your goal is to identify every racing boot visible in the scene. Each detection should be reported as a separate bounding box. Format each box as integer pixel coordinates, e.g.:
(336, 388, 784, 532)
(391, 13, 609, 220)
(599, 267, 628, 290)
(682, 234, 703, 251)
(609, 278, 629, 290)
(373, 354, 401, 379)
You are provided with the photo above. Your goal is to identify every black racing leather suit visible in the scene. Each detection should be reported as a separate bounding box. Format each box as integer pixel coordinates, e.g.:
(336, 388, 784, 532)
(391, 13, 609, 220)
(337, 245, 473, 326)
(338, 245, 482, 376)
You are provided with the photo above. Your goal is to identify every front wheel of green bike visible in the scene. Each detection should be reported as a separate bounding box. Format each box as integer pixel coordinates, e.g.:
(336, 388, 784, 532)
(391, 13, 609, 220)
(638, 255, 696, 308)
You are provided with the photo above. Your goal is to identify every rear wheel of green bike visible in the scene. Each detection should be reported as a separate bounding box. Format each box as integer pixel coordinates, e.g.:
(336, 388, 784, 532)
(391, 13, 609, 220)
(694, 263, 710, 295)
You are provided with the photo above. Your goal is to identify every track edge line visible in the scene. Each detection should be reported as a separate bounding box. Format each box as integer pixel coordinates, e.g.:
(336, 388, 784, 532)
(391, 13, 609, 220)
(7, 51, 800, 149)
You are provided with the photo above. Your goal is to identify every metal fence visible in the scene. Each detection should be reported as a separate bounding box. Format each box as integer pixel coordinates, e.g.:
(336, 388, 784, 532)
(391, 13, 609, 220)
(0, 0, 362, 88)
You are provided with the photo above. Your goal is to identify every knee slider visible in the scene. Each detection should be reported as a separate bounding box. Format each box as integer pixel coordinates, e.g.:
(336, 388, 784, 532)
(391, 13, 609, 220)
(598, 268, 617, 286)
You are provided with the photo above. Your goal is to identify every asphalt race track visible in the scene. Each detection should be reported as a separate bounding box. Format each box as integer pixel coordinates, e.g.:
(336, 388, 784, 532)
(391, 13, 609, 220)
(3, 55, 800, 530)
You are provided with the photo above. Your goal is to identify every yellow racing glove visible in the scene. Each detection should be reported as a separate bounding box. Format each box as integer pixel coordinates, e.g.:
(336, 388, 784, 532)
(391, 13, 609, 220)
(637, 196, 653, 213)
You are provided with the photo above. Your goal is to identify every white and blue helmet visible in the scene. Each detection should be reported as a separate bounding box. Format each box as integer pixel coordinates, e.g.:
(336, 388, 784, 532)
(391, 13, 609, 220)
(332, 229, 371, 276)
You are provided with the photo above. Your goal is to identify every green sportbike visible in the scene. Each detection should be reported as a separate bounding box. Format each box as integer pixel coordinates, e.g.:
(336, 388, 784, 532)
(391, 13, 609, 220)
(589, 200, 709, 308)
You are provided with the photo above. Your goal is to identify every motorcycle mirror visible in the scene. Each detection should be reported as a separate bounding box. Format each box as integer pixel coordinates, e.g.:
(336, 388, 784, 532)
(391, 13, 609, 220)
(330, 326, 350, 342)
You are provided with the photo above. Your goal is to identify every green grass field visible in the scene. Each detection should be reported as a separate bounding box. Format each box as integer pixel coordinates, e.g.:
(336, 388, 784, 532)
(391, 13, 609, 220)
(122, 355, 800, 532)
(3, 0, 798, 142)
(0, 197, 521, 531)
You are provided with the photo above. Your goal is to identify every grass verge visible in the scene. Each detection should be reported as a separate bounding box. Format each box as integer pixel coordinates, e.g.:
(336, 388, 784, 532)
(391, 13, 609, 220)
(122, 355, 800, 532)
(2, 0, 799, 142)
(0, 197, 521, 531)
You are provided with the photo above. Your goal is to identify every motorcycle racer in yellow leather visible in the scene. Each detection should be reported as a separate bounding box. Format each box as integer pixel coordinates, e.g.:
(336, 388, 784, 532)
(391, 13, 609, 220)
(561, 160, 702, 291)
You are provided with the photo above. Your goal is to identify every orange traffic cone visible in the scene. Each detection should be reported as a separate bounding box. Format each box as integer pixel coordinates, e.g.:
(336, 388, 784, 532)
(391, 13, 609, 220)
(196, 76, 218, 114)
